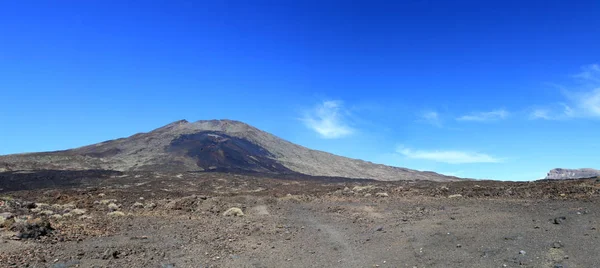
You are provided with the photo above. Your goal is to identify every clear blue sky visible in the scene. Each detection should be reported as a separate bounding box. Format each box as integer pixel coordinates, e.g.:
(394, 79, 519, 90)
(1, 1, 599, 181)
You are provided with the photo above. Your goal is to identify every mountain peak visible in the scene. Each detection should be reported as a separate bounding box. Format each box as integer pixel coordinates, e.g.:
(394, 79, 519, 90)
(0, 119, 460, 181)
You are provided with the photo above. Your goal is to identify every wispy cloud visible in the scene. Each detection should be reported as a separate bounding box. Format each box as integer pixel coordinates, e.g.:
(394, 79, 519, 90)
(529, 104, 573, 120)
(397, 146, 501, 164)
(456, 109, 509, 122)
(574, 88, 600, 117)
(533, 64, 600, 120)
(573, 64, 600, 83)
(529, 109, 552, 120)
(419, 111, 442, 127)
(302, 100, 353, 139)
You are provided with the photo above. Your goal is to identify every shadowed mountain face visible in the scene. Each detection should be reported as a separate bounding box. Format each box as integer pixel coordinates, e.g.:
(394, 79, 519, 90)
(168, 132, 292, 173)
(0, 119, 461, 181)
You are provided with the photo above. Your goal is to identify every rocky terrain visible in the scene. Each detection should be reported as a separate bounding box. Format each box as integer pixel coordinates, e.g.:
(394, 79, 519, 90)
(2, 120, 600, 267)
(0, 120, 457, 182)
(1, 170, 600, 267)
(545, 168, 600, 180)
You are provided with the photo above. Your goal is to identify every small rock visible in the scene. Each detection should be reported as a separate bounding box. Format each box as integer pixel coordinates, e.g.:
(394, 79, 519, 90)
(38, 210, 54, 216)
(375, 226, 384, 232)
(131, 202, 144, 209)
(519, 250, 526, 255)
(35, 203, 49, 208)
(448, 194, 463, 198)
(107, 211, 126, 217)
(0, 212, 14, 226)
(375, 192, 389, 198)
(24, 202, 36, 209)
(553, 216, 567, 225)
(223, 207, 244, 217)
(99, 199, 117, 205)
(552, 241, 563, 249)
(70, 209, 86, 215)
(144, 203, 157, 210)
(107, 203, 120, 212)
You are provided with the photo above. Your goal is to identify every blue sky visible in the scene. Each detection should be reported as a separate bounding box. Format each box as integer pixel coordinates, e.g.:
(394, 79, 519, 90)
(1, 1, 599, 181)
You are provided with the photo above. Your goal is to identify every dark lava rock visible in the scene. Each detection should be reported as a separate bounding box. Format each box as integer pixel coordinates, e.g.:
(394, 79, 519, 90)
(552, 241, 564, 249)
(13, 219, 53, 239)
(553, 216, 567, 225)
(102, 249, 120, 260)
(24, 202, 36, 209)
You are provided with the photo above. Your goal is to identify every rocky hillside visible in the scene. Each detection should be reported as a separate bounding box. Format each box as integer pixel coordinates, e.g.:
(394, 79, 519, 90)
(0, 120, 460, 181)
(544, 168, 600, 180)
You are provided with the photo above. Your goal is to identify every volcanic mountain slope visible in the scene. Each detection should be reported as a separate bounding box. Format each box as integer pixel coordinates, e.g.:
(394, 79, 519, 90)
(0, 120, 459, 181)
(544, 168, 600, 180)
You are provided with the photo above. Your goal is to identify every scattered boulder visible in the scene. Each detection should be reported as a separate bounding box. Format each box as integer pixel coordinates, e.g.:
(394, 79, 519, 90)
(352, 185, 374, 192)
(165, 195, 203, 211)
(38, 210, 55, 216)
(131, 202, 144, 209)
(23, 202, 36, 209)
(107, 211, 126, 217)
(552, 241, 564, 249)
(13, 218, 53, 239)
(0, 212, 14, 227)
(144, 202, 157, 210)
(70, 208, 87, 215)
(375, 192, 389, 198)
(223, 207, 244, 217)
(107, 203, 120, 212)
(102, 249, 120, 259)
(553, 216, 567, 225)
(98, 199, 117, 205)
(35, 203, 49, 209)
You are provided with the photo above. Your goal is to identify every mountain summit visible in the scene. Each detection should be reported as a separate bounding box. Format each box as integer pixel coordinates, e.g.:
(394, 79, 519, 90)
(0, 119, 459, 181)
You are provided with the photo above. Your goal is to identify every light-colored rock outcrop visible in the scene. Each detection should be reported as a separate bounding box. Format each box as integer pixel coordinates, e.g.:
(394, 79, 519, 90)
(545, 168, 600, 180)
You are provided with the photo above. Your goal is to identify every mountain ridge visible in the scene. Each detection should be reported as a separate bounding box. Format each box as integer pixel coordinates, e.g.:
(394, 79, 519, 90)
(0, 119, 460, 181)
(544, 168, 600, 180)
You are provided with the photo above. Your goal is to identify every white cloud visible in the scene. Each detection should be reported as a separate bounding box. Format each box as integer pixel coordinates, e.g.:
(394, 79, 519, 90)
(529, 104, 573, 120)
(573, 64, 600, 83)
(456, 109, 509, 122)
(397, 146, 501, 164)
(532, 64, 600, 120)
(302, 100, 353, 139)
(576, 88, 600, 117)
(419, 111, 442, 127)
(530, 109, 552, 120)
